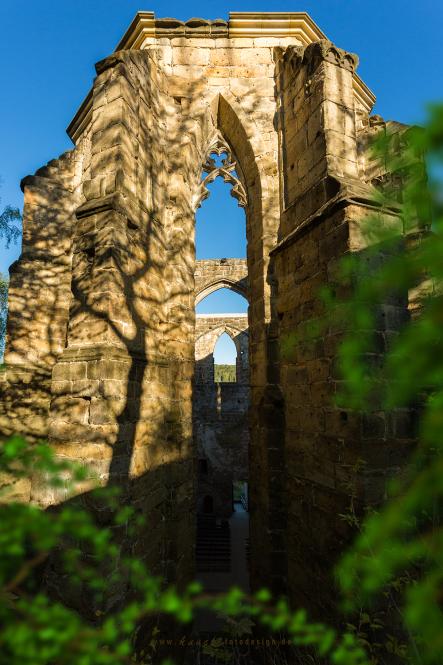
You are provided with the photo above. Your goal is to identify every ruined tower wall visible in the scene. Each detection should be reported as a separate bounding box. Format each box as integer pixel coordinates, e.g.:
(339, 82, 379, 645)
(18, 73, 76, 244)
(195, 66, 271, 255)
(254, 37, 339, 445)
(52, 50, 197, 585)
(120, 26, 287, 591)
(0, 150, 83, 449)
(273, 41, 413, 616)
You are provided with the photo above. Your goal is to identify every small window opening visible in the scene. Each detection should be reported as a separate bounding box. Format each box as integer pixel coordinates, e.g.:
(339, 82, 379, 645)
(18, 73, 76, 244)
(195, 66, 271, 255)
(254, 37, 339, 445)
(214, 332, 237, 383)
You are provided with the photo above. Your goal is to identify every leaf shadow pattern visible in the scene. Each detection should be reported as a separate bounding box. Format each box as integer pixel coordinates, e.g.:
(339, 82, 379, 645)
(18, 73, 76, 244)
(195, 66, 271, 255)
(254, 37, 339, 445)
(0, 42, 285, 630)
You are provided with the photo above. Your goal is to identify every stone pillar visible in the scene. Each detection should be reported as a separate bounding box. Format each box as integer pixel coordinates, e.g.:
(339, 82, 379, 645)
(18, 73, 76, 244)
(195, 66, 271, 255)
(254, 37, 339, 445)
(273, 41, 412, 618)
(277, 39, 361, 233)
(46, 51, 195, 590)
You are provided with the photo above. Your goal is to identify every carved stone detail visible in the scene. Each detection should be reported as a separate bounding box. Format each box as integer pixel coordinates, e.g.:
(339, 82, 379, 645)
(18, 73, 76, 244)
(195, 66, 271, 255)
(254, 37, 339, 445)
(304, 39, 359, 73)
(194, 133, 247, 210)
(282, 39, 359, 75)
(155, 17, 228, 37)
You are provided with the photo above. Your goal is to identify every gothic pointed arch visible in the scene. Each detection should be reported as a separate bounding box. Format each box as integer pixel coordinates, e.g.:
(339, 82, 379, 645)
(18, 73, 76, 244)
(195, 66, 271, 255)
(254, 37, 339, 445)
(211, 92, 279, 328)
(193, 130, 247, 211)
(214, 92, 265, 193)
(195, 278, 248, 305)
(196, 322, 247, 349)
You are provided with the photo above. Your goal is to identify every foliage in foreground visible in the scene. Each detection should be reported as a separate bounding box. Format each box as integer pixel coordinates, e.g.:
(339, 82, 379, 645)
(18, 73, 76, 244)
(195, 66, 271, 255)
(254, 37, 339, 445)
(327, 105, 443, 663)
(0, 436, 367, 665)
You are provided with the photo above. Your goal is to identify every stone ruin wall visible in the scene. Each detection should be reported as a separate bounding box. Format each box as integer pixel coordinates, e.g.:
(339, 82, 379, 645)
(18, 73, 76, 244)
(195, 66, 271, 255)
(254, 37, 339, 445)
(194, 311, 249, 520)
(195, 258, 248, 307)
(0, 12, 417, 618)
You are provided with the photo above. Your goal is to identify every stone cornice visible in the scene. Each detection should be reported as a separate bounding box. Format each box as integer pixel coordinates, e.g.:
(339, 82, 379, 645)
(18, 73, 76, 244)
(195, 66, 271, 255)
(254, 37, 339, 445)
(115, 10, 155, 50)
(56, 344, 180, 366)
(305, 40, 359, 73)
(67, 11, 376, 142)
(281, 39, 359, 74)
(75, 191, 153, 229)
(67, 88, 92, 144)
(228, 11, 326, 44)
(115, 11, 328, 48)
(116, 13, 228, 47)
(353, 76, 376, 113)
(20, 174, 69, 193)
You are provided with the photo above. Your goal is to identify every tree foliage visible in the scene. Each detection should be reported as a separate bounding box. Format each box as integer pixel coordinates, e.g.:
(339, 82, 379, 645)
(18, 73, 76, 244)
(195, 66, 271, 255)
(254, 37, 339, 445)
(330, 104, 443, 664)
(214, 364, 236, 382)
(0, 198, 21, 249)
(0, 437, 368, 665)
(0, 186, 21, 359)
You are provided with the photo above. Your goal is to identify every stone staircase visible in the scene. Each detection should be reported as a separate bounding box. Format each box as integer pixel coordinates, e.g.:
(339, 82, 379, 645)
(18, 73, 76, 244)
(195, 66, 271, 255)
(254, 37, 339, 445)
(196, 514, 231, 573)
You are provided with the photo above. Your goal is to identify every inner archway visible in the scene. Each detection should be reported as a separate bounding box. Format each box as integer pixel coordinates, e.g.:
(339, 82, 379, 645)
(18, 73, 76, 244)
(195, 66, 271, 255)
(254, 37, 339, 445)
(193, 140, 251, 596)
(196, 287, 248, 313)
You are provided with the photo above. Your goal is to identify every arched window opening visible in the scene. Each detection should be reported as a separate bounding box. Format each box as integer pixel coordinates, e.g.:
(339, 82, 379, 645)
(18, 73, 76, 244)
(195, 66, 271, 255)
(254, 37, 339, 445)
(214, 332, 237, 383)
(196, 287, 248, 315)
(233, 480, 249, 512)
(195, 177, 246, 259)
(194, 133, 250, 592)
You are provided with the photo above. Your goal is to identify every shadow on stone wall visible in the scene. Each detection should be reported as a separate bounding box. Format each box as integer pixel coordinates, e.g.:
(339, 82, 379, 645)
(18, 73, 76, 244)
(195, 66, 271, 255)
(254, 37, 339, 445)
(1, 46, 289, 634)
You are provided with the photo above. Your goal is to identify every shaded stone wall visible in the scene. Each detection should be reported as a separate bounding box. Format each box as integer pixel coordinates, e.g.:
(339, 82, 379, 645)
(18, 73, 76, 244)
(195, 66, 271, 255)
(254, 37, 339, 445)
(2, 50, 197, 593)
(0, 12, 414, 619)
(194, 314, 249, 519)
(272, 41, 414, 615)
(0, 151, 83, 447)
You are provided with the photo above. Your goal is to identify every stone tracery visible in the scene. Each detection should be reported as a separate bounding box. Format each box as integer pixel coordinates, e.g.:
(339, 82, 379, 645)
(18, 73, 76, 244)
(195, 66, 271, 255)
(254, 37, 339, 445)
(194, 133, 248, 210)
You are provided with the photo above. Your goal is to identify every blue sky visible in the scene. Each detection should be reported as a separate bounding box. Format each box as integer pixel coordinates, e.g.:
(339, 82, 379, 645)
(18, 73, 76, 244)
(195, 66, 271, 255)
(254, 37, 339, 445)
(1, 1, 442, 362)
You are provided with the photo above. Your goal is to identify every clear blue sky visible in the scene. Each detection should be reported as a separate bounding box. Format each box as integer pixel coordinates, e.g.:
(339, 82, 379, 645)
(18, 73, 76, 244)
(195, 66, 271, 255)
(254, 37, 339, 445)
(1, 1, 442, 362)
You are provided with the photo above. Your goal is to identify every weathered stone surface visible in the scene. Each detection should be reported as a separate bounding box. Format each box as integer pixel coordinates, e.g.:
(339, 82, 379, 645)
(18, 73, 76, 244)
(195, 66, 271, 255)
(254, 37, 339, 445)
(195, 258, 248, 304)
(0, 11, 416, 621)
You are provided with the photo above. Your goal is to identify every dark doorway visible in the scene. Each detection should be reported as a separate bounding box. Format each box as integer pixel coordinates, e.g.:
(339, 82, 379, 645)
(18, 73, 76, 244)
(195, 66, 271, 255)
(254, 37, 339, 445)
(202, 495, 214, 514)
